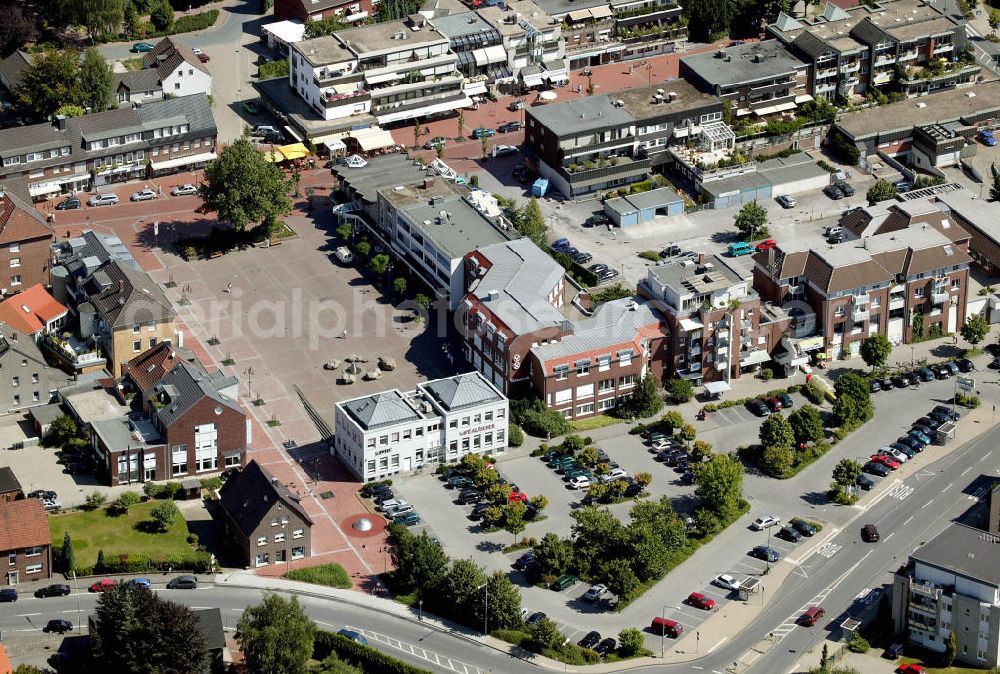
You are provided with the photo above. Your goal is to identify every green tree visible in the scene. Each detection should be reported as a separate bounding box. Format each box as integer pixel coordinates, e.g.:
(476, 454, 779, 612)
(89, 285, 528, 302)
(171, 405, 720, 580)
(662, 411, 684, 432)
(694, 452, 745, 521)
(15, 49, 83, 119)
(691, 439, 713, 461)
(508, 423, 524, 447)
(665, 378, 694, 404)
(391, 530, 448, 593)
(601, 557, 640, 601)
(634, 471, 652, 489)
(96, 549, 106, 571)
(335, 222, 352, 242)
(414, 293, 431, 310)
(678, 423, 697, 445)
(314, 655, 364, 674)
(80, 0, 125, 40)
(80, 47, 114, 112)
(478, 571, 523, 632)
(990, 174, 1000, 202)
(236, 593, 316, 674)
(456, 109, 465, 138)
(13, 666, 46, 674)
(369, 253, 390, 277)
(47, 414, 81, 447)
(832, 458, 862, 487)
(759, 414, 795, 450)
(605, 479, 627, 500)
(392, 276, 407, 297)
(618, 627, 644, 657)
(623, 373, 663, 418)
(961, 314, 989, 347)
(150, 500, 179, 532)
(502, 500, 527, 544)
(828, 127, 860, 165)
(788, 405, 824, 446)
(945, 629, 957, 666)
(832, 371, 874, 427)
(200, 137, 291, 231)
(518, 197, 547, 247)
(761, 444, 795, 476)
(92, 583, 209, 674)
(304, 16, 349, 37)
(685, 0, 732, 41)
(734, 201, 768, 241)
(866, 179, 898, 206)
(577, 446, 600, 466)
(55, 103, 86, 117)
(149, 0, 174, 31)
(528, 494, 548, 512)
(532, 532, 573, 577)
(124, 1, 141, 37)
(433, 559, 487, 628)
(113, 491, 142, 514)
(355, 240, 371, 257)
(527, 617, 563, 651)
(859, 334, 892, 371)
(60, 531, 75, 573)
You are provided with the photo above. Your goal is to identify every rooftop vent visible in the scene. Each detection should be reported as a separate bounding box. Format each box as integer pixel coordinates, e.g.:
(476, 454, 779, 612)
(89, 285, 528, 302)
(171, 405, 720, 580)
(752, 53, 762, 62)
(916, 101, 927, 108)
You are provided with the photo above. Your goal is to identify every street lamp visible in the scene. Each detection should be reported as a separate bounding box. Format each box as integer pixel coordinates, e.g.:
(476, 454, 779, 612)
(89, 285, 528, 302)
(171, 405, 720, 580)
(477, 582, 489, 636)
(660, 603, 667, 658)
(765, 525, 773, 574)
(418, 599, 423, 621)
(244, 366, 254, 401)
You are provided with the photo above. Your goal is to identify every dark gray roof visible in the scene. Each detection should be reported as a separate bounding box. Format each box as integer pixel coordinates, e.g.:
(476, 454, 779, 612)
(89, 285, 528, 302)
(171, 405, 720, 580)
(137, 93, 216, 137)
(86, 260, 175, 329)
(152, 361, 242, 429)
(0, 51, 32, 92)
(219, 460, 313, 537)
(681, 40, 806, 88)
(527, 94, 635, 137)
(430, 11, 500, 40)
(114, 69, 162, 93)
(191, 608, 226, 650)
(849, 17, 890, 47)
(341, 390, 423, 430)
(911, 523, 1000, 588)
(790, 30, 835, 58)
(0, 467, 21, 495)
(58, 230, 140, 281)
(420, 372, 502, 411)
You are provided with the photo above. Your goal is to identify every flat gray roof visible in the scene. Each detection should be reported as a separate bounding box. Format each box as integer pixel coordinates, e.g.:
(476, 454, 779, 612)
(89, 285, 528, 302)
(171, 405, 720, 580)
(335, 154, 436, 204)
(936, 190, 1000, 242)
(337, 21, 447, 54)
(400, 194, 508, 259)
(836, 82, 1000, 141)
(911, 523, 1000, 588)
(605, 186, 683, 215)
(527, 94, 635, 137)
(614, 79, 721, 122)
(649, 253, 746, 291)
(535, 0, 608, 16)
(757, 153, 830, 185)
(681, 40, 806, 87)
(293, 35, 355, 67)
(92, 415, 162, 453)
(701, 171, 773, 198)
(254, 78, 377, 139)
(430, 11, 498, 39)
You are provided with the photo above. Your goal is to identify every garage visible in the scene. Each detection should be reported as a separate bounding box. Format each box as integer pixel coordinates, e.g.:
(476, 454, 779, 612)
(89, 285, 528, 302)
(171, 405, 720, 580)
(603, 187, 684, 227)
(756, 154, 831, 196)
(701, 173, 773, 210)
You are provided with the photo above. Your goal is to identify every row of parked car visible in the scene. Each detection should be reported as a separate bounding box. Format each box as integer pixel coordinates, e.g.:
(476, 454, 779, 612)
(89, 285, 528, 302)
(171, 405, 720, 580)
(861, 404, 959, 482)
(747, 515, 819, 563)
(54, 184, 199, 210)
(869, 359, 972, 393)
(439, 466, 535, 522)
(364, 482, 422, 527)
(549, 238, 620, 284)
(644, 430, 695, 483)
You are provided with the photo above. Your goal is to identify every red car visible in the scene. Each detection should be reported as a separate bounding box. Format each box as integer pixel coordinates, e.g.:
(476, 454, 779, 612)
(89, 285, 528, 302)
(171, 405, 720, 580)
(686, 592, 716, 610)
(88, 579, 116, 592)
(870, 454, 900, 470)
(896, 665, 925, 674)
(755, 239, 778, 252)
(765, 396, 783, 412)
(508, 491, 527, 503)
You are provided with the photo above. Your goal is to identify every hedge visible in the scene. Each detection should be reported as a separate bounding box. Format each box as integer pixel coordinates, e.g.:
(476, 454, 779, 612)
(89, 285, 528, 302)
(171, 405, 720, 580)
(77, 551, 212, 576)
(313, 632, 433, 674)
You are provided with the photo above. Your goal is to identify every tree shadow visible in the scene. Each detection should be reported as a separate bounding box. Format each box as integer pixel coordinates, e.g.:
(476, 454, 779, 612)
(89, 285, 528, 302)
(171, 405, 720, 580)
(133, 519, 165, 534)
(800, 490, 830, 506)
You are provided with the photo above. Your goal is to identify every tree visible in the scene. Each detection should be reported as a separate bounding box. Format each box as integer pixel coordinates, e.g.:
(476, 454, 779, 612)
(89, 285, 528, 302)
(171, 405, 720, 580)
(369, 253, 390, 277)
(945, 629, 957, 666)
(481, 135, 489, 159)
(734, 201, 768, 241)
(13, 666, 46, 674)
(527, 617, 563, 650)
(392, 276, 407, 297)
(236, 593, 316, 674)
(391, 530, 448, 593)
(577, 446, 600, 466)
(820, 643, 829, 672)
(528, 494, 548, 512)
(508, 423, 524, 447)
(866, 179, 898, 206)
(0, 4, 37, 58)
(634, 471, 652, 489)
(832, 371, 874, 428)
(433, 559, 487, 628)
(80, 0, 125, 40)
(759, 414, 795, 451)
(532, 532, 573, 577)
(80, 47, 114, 112)
(355, 240, 371, 257)
(15, 49, 83, 120)
(618, 627, 644, 657)
(662, 411, 684, 432)
(124, 1, 141, 37)
(96, 549, 106, 570)
(622, 373, 663, 418)
(91, 583, 209, 673)
(150, 500, 179, 532)
(149, 0, 175, 31)
(199, 137, 291, 231)
(990, 174, 1000, 202)
(685, 0, 732, 41)
(761, 444, 794, 476)
(691, 439, 713, 461)
(788, 405, 824, 446)
(517, 197, 547, 248)
(414, 293, 431, 310)
(456, 110, 465, 138)
(113, 491, 142, 514)
(961, 314, 989, 348)
(47, 414, 81, 448)
(601, 558, 639, 601)
(859, 334, 892, 371)
(60, 532, 75, 573)
(304, 16, 349, 37)
(832, 458, 862, 487)
(694, 452, 745, 521)
(502, 500, 527, 544)
(828, 128, 860, 166)
(478, 571, 523, 632)
(665, 378, 694, 405)
(678, 423, 696, 445)
(55, 104, 86, 117)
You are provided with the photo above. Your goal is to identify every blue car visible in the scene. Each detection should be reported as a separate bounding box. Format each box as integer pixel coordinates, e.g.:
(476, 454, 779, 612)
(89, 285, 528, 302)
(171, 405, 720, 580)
(979, 130, 997, 147)
(751, 545, 780, 562)
(337, 629, 369, 646)
(909, 428, 932, 445)
(128, 578, 151, 590)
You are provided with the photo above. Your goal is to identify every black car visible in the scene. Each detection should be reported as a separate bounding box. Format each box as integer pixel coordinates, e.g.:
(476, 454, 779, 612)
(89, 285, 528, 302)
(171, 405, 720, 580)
(598, 269, 619, 281)
(777, 526, 802, 543)
(932, 405, 960, 421)
(458, 488, 483, 505)
(748, 399, 770, 417)
(914, 368, 935, 382)
(469, 503, 491, 520)
(526, 611, 546, 625)
(857, 474, 876, 491)
(0, 588, 16, 602)
(35, 584, 71, 598)
(44, 619, 73, 634)
(928, 410, 952, 425)
(27, 489, 57, 501)
(880, 377, 894, 390)
(579, 631, 602, 649)
(55, 197, 81, 210)
(595, 638, 617, 656)
(916, 415, 944, 431)
(896, 436, 925, 452)
(890, 442, 915, 459)
(825, 184, 845, 200)
(583, 214, 609, 228)
(891, 374, 910, 388)
(497, 121, 521, 133)
(571, 251, 593, 265)
(870, 379, 881, 393)
(836, 181, 855, 197)
(776, 393, 794, 409)
(931, 364, 951, 379)
(660, 244, 681, 258)
(512, 552, 535, 571)
(956, 358, 974, 373)
(623, 482, 643, 497)
(864, 461, 892, 477)
(792, 519, 818, 537)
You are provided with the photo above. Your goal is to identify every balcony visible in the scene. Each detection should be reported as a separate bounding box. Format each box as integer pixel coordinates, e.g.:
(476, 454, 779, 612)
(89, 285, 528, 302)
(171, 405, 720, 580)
(853, 308, 869, 322)
(817, 66, 837, 78)
(898, 49, 919, 61)
(323, 90, 371, 108)
(931, 291, 949, 305)
(689, 345, 702, 357)
(814, 81, 836, 93)
(618, 26, 687, 44)
(840, 61, 861, 73)
(873, 53, 897, 67)
(872, 70, 894, 85)
(933, 42, 953, 54)
(562, 156, 652, 188)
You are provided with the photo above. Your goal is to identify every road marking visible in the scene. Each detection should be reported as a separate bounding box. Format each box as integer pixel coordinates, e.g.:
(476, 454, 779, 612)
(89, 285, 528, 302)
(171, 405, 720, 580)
(61, 610, 78, 614)
(788, 528, 841, 565)
(15, 613, 40, 617)
(984, 451, 994, 461)
(903, 516, 913, 526)
(961, 467, 972, 476)
(943, 483, 953, 492)
(707, 637, 728, 654)
(693, 666, 704, 670)
(922, 499, 933, 509)
(815, 543, 842, 559)
(885, 532, 895, 542)
(346, 626, 484, 674)
(969, 487, 987, 501)
(888, 484, 915, 500)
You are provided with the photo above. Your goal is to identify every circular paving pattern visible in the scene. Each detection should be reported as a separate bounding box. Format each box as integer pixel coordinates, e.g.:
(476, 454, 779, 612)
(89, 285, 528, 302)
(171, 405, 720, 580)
(343, 514, 385, 538)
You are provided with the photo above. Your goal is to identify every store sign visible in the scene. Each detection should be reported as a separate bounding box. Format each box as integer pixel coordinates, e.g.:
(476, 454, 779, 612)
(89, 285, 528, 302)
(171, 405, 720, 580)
(460, 423, 495, 437)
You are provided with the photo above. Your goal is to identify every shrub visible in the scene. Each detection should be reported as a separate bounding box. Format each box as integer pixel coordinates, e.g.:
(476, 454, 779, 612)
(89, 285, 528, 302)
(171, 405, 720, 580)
(802, 380, 825, 405)
(199, 477, 223, 491)
(847, 633, 870, 653)
(638, 250, 662, 262)
(113, 491, 142, 515)
(85, 492, 108, 509)
(284, 563, 352, 589)
(257, 59, 289, 80)
(313, 632, 433, 674)
(508, 423, 524, 447)
(664, 378, 694, 405)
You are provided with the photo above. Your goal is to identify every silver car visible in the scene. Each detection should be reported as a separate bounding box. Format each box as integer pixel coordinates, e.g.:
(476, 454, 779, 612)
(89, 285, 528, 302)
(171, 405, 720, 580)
(87, 193, 118, 206)
(171, 184, 198, 196)
(130, 188, 157, 202)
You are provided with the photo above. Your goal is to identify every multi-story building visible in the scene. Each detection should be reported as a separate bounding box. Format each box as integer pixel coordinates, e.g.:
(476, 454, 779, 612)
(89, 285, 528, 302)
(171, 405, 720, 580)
(524, 79, 722, 197)
(477, 0, 567, 90)
(288, 17, 473, 125)
(0, 284, 67, 340)
(751, 220, 970, 360)
(113, 70, 164, 108)
(333, 371, 509, 481)
(0, 498, 52, 584)
(611, 0, 687, 62)
(768, 0, 972, 101)
(274, 0, 371, 24)
(639, 254, 772, 384)
(143, 38, 212, 98)
(0, 94, 217, 197)
(0, 322, 71, 412)
(219, 460, 313, 568)
(680, 41, 809, 118)
(0, 188, 53, 293)
(891, 523, 1000, 668)
(429, 11, 506, 94)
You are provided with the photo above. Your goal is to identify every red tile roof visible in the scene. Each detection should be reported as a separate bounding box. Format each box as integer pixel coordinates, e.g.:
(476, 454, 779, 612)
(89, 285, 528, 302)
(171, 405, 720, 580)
(0, 189, 54, 246)
(0, 283, 68, 335)
(0, 499, 51, 551)
(121, 342, 183, 392)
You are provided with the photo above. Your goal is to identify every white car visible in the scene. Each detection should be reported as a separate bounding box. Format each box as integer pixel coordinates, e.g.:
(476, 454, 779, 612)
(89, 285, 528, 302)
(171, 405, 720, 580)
(879, 446, 908, 463)
(191, 48, 203, 55)
(384, 504, 413, 518)
(42, 499, 62, 510)
(569, 475, 591, 490)
(583, 583, 607, 601)
(714, 574, 741, 591)
(651, 438, 675, 451)
(750, 515, 780, 531)
(130, 188, 157, 202)
(492, 145, 518, 157)
(377, 498, 408, 512)
(171, 184, 198, 196)
(599, 468, 628, 484)
(87, 193, 118, 207)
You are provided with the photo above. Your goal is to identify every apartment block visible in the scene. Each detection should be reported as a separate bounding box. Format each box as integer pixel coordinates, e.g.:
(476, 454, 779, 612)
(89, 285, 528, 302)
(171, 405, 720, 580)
(0, 188, 54, 293)
(477, 0, 567, 89)
(333, 372, 509, 481)
(892, 524, 1000, 668)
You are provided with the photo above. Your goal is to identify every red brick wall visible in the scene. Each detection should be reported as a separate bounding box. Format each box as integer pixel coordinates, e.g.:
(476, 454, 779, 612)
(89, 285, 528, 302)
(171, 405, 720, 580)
(2, 544, 52, 582)
(166, 398, 247, 471)
(0, 235, 52, 293)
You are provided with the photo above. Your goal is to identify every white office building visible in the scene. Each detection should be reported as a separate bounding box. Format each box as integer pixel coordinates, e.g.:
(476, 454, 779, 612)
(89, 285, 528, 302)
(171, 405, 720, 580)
(333, 371, 509, 482)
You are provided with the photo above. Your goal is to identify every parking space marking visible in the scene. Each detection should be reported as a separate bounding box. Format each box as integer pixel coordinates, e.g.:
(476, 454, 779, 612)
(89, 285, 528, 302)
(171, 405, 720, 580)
(921, 499, 933, 509)
(983, 451, 994, 462)
(888, 484, 914, 500)
(903, 516, 913, 526)
(961, 467, 971, 476)
(15, 613, 41, 617)
(345, 626, 484, 674)
(943, 483, 953, 492)
(884, 532, 895, 542)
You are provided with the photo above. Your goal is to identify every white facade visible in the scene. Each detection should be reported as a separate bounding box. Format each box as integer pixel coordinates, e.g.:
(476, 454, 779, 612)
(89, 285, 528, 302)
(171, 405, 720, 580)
(333, 372, 509, 482)
(162, 63, 212, 98)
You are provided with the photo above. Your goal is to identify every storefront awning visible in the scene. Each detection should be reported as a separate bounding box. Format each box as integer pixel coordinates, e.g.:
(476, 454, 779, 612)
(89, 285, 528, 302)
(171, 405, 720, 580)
(794, 94, 814, 104)
(149, 151, 218, 171)
(799, 335, 825, 351)
(678, 318, 704, 332)
(375, 96, 471, 125)
(589, 5, 613, 19)
(350, 127, 396, 151)
(704, 381, 731, 396)
(278, 143, 310, 161)
(739, 350, 771, 367)
(29, 184, 62, 197)
(522, 72, 544, 87)
(473, 45, 507, 66)
(754, 101, 797, 117)
(567, 9, 590, 21)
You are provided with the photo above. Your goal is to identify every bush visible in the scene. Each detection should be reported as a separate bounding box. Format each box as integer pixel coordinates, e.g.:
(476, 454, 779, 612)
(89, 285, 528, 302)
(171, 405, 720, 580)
(85, 492, 107, 509)
(257, 59, 289, 80)
(313, 632, 433, 674)
(847, 633, 870, 653)
(76, 551, 212, 575)
(664, 378, 694, 405)
(169, 9, 219, 34)
(507, 424, 524, 447)
(955, 391, 981, 408)
(113, 491, 142, 515)
(802, 380, 825, 405)
(199, 477, 222, 491)
(638, 250, 662, 262)
(510, 396, 570, 438)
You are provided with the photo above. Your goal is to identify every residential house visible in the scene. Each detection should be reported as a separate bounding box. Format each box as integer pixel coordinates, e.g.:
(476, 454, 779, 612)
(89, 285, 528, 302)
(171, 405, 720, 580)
(934, 190, 1000, 275)
(119, 341, 189, 390)
(0, 94, 217, 196)
(113, 70, 164, 108)
(218, 460, 312, 568)
(191, 608, 230, 673)
(891, 523, 1000, 668)
(142, 38, 212, 98)
(274, 0, 371, 24)
(333, 371, 509, 481)
(0, 322, 71, 412)
(0, 467, 22, 502)
(0, 188, 54, 293)
(0, 51, 32, 97)
(0, 498, 52, 584)
(428, 11, 506, 95)
(261, 19, 307, 55)
(680, 40, 810, 119)
(0, 284, 68, 340)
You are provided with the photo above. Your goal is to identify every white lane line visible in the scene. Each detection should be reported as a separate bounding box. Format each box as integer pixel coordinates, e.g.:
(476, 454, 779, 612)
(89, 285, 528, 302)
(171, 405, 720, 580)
(961, 467, 971, 476)
(692, 666, 704, 670)
(982, 451, 993, 462)
(885, 532, 895, 542)
(903, 516, 914, 526)
(15, 612, 41, 617)
(943, 483, 953, 492)
(707, 636, 728, 654)
(315, 620, 336, 628)
(921, 499, 934, 509)
(61, 610, 78, 614)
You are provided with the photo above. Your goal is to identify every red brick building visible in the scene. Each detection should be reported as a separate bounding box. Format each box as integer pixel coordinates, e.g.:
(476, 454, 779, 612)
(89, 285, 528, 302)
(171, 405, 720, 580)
(274, 0, 372, 23)
(0, 189, 54, 294)
(0, 498, 52, 584)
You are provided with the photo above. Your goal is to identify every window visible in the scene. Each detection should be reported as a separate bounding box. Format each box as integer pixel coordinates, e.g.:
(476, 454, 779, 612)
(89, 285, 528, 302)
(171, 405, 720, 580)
(32, 391, 39, 402)
(147, 321, 155, 331)
(25, 546, 43, 557)
(497, 408, 505, 419)
(25, 563, 42, 574)
(402, 429, 411, 440)
(133, 340, 141, 352)
(576, 360, 590, 376)
(293, 528, 304, 539)
(484, 411, 493, 421)
(12, 394, 18, 406)
(172, 444, 188, 475)
(391, 432, 399, 442)
(915, 287, 925, 298)
(133, 324, 141, 334)
(8, 258, 18, 268)
(31, 373, 38, 383)
(577, 402, 594, 415)
(194, 423, 218, 472)
(291, 547, 305, 560)
(225, 453, 241, 468)
(257, 536, 267, 546)
(274, 533, 285, 543)
(175, 83, 181, 90)
(618, 350, 633, 367)
(10, 275, 19, 286)
(255, 553, 269, 567)
(619, 374, 637, 388)
(554, 365, 569, 380)
(149, 338, 156, 348)
(599, 378, 614, 392)
(597, 354, 611, 371)
(555, 389, 572, 404)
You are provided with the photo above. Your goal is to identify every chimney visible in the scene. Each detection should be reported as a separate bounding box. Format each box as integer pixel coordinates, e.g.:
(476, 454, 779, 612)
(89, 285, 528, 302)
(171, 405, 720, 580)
(53, 114, 67, 131)
(697, 252, 705, 264)
(423, 177, 435, 189)
(118, 280, 124, 292)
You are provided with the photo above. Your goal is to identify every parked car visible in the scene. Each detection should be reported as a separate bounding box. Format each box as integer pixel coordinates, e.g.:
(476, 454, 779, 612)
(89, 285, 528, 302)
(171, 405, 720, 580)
(447, 476, 473, 489)
(584, 213, 610, 228)
(748, 399, 770, 417)
(423, 136, 446, 150)
(714, 574, 741, 591)
(385, 503, 414, 518)
(870, 454, 900, 470)
(836, 182, 855, 197)
(394, 512, 421, 526)
(128, 577, 152, 590)
(751, 545, 781, 562)
(778, 526, 802, 543)
(864, 461, 891, 477)
(914, 367, 935, 381)
(857, 474, 875, 490)
(956, 358, 975, 373)
(878, 446, 908, 463)
(337, 629, 368, 646)
(579, 630, 602, 649)
(44, 619, 73, 633)
(897, 435, 925, 452)
(526, 611, 546, 625)
(764, 396, 784, 413)
(728, 242, 755, 257)
(595, 637, 617, 656)
(568, 475, 592, 489)
(469, 503, 491, 520)
(28, 490, 57, 501)
(196, 52, 210, 63)
(651, 617, 683, 638)
(512, 552, 535, 570)
(497, 121, 521, 133)
(978, 129, 998, 146)
(171, 184, 198, 196)
(599, 468, 628, 483)
(492, 145, 518, 157)
(908, 428, 932, 445)
(550, 238, 571, 252)
(932, 405, 960, 421)
(891, 374, 911, 388)
(583, 583, 608, 601)
(598, 269, 619, 282)
(755, 239, 778, 252)
(89, 579, 116, 592)
(471, 127, 496, 138)
(36, 584, 71, 598)
(0, 588, 17, 602)
(687, 592, 715, 610)
(916, 415, 943, 431)
(55, 197, 81, 210)
(570, 251, 593, 265)
(131, 42, 155, 52)
(588, 263, 609, 275)
(131, 188, 157, 202)
(869, 378, 882, 393)
(165, 575, 197, 589)
(776, 195, 796, 208)
(930, 363, 951, 379)
(880, 377, 894, 390)
(896, 664, 925, 674)
(751, 515, 780, 531)
(378, 498, 408, 512)
(824, 184, 845, 200)
(889, 443, 915, 459)
(791, 518, 818, 537)
(87, 193, 119, 207)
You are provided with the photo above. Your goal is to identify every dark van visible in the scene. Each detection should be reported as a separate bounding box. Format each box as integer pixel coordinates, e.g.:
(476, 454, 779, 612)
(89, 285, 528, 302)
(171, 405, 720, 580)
(651, 617, 683, 638)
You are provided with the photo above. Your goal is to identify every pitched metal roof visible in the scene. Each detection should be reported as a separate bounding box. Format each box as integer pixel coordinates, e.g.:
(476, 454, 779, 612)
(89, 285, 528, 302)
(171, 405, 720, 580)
(420, 371, 503, 411)
(531, 297, 666, 365)
(341, 390, 423, 430)
(152, 361, 242, 429)
(86, 260, 174, 329)
(219, 460, 313, 538)
(0, 467, 21, 495)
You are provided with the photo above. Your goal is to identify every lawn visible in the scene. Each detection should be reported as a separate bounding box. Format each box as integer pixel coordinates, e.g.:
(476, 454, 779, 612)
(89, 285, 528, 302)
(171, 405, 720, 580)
(568, 414, 625, 432)
(283, 563, 352, 589)
(48, 501, 193, 567)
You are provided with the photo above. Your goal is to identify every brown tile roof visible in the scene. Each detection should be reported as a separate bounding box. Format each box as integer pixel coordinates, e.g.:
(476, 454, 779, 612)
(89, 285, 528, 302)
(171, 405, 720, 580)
(906, 244, 971, 276)
(0, 189, 54, 246)
(0, 284, 68, 335)
(825, 259, 892, 293)
(143, 37, 209, 79)
(752, 248, 808, 278)
(0, 498, 51, 550)
(870, 248, 908, 276)
(87, 261, 175, 329)
(121, 342, 184, 392)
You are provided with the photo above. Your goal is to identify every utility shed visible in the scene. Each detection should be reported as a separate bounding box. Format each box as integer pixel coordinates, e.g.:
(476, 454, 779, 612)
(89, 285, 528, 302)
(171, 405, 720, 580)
(603, 187, 684, 227)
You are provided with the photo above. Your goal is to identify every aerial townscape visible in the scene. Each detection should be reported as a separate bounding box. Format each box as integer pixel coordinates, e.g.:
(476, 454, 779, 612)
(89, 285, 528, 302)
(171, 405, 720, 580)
(4, 0, 1000, 671)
